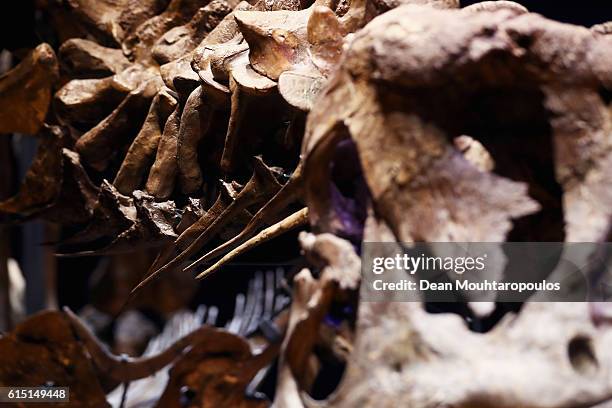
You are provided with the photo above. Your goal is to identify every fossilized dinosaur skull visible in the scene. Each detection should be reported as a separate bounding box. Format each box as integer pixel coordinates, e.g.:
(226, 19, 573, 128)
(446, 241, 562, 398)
(272, 5, 612, 408)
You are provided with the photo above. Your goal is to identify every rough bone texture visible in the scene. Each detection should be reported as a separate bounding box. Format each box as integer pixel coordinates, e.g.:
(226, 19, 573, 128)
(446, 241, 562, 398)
(1, 1, 612, 407)
(284, 5, 612, 408)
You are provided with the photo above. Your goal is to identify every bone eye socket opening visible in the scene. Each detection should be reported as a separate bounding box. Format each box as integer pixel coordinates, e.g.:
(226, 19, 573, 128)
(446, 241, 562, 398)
(568, 335, 598, 375)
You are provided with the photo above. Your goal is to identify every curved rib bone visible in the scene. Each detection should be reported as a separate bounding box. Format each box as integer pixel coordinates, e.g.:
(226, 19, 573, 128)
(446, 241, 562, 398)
(132, 157, 282, 293)
(144, 181, 239, 281)
(186, 163, 304, 268)
(194, 207, 308, 279)
(63, 306, 246, 383)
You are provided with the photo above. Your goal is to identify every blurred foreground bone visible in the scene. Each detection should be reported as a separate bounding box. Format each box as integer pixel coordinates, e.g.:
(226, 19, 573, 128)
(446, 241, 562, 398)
(270, 4, 612, 407)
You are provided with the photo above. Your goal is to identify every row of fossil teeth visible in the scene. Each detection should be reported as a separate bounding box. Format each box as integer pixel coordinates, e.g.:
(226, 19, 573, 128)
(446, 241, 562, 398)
(1, 0, 357, 294)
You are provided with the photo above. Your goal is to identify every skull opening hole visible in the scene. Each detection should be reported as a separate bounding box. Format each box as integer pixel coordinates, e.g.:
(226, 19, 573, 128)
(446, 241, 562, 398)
(307, 298, 357, 400)
(568, 335, 598, 376)
(599, 87, 612, 106)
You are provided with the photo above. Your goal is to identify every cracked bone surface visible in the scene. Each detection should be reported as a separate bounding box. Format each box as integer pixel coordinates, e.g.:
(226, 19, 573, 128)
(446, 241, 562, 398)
(2, 0, 612, 407)
(274, 4, 612, 408)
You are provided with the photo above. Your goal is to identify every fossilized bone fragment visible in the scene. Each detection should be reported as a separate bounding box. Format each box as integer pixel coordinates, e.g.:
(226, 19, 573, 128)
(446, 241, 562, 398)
(235, 8, 314, 81)
(59, 38, 131, 78)
(462, 0, 527, 14)
(143, 182, 239, 282)
(152, 0, 239, 65)
(114, 87, 178, 194)
(177, 85, 211, 193)
(270, 5, 612, 408)
(64, 306, 250, 383)
(75, 75, 163, 171)
(0, 44, 58, 135)
(195, 207, 308, 279)
(0, 311, 109, 406)
(273, 232, 360, 408)
(135, 158, 283, 292)
(592, 21, 612, 35)
(178, 157, 283, 269)
(0, 126, 66, 218)
(55, 76, 131, 128)
(303, 5, 612, 243)
(145, 104, 183, 199)
(191, 165, 305, 272)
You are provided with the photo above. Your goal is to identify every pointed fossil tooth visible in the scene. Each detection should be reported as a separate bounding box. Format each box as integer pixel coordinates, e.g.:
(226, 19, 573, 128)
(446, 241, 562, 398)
(177, 85, 212, 194)
(187, 162, 304, 267)
(59, 38, 131, 78)
(132, 157, 282, 293)
(75, 75, 162, 171)
(0, 43, 58, 134)
(140, 181, 238, 287)
(114, 87, 178, 194)
(145, 102, 182, 199)
(194, 207, 308, 279)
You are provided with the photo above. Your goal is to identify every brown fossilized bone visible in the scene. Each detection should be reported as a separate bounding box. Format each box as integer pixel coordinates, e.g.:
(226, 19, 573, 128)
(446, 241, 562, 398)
(1, 0, 430, 280)
(0, 44, 58, 135)
(302, 4, 612, 243)
(1, 0, 314, 267)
